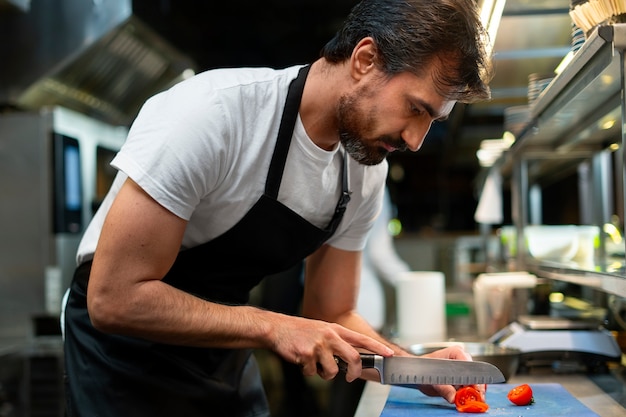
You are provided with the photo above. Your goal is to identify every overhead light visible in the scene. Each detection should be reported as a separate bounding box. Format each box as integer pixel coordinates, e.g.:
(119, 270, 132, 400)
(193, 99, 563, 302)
(479, 0, 507, 56)
(600, 118, 615, 130)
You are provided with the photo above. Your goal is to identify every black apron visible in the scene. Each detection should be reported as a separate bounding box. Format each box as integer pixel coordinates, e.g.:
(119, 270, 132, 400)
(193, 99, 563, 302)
(63, 65, 352, 417)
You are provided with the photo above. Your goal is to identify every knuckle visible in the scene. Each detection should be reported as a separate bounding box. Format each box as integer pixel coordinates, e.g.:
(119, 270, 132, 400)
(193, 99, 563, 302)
(347, 350, 361, 364)
(319, 362, 339, 381)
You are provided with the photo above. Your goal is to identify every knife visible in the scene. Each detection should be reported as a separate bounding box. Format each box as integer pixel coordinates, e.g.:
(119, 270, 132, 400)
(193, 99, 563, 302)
(336, 353, 505, 385)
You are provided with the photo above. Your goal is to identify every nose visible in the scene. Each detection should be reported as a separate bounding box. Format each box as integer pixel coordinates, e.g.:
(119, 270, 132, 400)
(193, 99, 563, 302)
(402, 119, 433, 152)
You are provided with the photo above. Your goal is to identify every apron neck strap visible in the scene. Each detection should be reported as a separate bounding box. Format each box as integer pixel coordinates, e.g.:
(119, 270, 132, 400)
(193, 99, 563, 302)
(265, 64, 352, 234)
(265, 65, 311, 198)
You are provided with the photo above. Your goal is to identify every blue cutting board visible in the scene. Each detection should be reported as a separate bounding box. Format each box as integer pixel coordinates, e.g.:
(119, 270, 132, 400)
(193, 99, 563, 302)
(380, 383, 599, 416)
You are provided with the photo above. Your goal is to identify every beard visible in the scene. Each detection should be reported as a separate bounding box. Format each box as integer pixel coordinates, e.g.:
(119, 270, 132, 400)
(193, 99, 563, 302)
(337, 90, 407, 166)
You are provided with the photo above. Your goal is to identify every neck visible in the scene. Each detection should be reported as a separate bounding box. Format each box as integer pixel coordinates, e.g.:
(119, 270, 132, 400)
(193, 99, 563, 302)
(299, 59, 348, 151)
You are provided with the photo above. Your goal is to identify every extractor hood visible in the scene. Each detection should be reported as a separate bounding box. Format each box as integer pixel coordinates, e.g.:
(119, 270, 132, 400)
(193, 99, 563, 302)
(0, 0, 196, 125)
(0, 0, 29, 12)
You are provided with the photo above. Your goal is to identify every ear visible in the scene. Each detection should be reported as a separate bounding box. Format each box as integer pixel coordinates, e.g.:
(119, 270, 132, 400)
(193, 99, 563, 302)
(350, 37, 378, 80)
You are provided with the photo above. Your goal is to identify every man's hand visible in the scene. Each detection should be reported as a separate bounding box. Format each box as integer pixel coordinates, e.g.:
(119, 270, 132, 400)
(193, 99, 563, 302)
(266, 313, 394, 383)
(414, 345, 486, 403)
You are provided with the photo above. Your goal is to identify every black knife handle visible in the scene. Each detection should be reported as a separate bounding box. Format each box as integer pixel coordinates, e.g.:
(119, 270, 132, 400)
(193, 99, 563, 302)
(335, 353, 376, 373)
(360, 353, 376, 368)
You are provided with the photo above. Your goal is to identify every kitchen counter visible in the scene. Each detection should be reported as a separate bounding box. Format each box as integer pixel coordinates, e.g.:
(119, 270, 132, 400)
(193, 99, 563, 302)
(355, 367, 626, 417)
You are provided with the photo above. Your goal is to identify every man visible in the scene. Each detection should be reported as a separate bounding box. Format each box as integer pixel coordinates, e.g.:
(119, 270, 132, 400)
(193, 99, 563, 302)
(63, 1, 492, 416)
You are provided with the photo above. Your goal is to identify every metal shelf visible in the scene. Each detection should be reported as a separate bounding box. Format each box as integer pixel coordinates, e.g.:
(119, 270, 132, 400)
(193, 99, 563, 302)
(527, 260, 626, 298)
(500, 25, 626, 181)
(499, 24, 626, 298)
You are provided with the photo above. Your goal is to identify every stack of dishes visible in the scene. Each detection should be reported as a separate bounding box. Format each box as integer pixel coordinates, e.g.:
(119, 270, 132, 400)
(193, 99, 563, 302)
(570, 0, 626, 37)
(528, 72, 555, 105)
(571, 22, 586, 53)
(503, 105, 530, 138)
(570, 0, 588, 12)
(570, 1, 588, 53)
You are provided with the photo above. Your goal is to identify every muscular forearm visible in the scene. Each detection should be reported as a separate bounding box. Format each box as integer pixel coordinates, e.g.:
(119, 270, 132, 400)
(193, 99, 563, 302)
(88, 278, 277, 349)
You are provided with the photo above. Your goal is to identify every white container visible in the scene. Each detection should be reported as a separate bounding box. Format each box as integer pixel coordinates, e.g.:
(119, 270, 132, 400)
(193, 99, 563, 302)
(525, 225, 579, 261)
(395, 271, 447, 344)
(573, 225, 600, 266)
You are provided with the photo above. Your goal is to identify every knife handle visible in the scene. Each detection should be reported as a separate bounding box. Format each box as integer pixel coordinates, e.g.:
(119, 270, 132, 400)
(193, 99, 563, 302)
(360, 353, 376, 368)
(334, 353, 377, 372)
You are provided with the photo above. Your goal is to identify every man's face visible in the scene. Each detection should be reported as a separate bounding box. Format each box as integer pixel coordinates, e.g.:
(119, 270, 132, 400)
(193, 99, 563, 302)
(337, 68, 456, 166)
(337, 86, 408, 166)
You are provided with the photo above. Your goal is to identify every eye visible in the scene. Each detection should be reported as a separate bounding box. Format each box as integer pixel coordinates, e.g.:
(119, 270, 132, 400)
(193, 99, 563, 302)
(410, 103, 425, 115)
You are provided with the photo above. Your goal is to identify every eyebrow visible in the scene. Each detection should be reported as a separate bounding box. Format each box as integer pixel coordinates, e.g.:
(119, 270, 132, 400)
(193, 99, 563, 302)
(415, 98, 450, 122)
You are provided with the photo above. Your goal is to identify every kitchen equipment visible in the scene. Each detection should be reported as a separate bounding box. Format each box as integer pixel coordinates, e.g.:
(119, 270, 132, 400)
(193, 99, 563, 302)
(489, 316, 622, 372)
(473, 272, 538, 338)
(0, 0, 196, 126)
(337, 353, 505, 385)
(379, 383, 599, 416)
(409, 342, 520, 381)
(0, 107, 127, 340)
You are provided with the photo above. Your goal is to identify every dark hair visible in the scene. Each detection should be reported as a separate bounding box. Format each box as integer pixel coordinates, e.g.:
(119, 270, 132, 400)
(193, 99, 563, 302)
(320, 0, 493, 103)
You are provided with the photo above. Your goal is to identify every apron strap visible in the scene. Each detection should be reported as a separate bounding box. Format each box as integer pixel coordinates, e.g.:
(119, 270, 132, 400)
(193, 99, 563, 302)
(324, 149, 351, 233)
(264, 64, 351, 233)
(265, 65, 311, 199)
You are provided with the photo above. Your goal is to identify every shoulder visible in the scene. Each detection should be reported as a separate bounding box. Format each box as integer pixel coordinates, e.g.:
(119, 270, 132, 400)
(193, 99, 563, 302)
(126, 65, 306, 160)
(169, 66, 304, 101)
(136, 66, 303, 117)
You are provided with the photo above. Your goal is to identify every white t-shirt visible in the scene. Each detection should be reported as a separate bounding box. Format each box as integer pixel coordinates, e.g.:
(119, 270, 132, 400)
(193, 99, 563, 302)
(76, 65, 388, 265)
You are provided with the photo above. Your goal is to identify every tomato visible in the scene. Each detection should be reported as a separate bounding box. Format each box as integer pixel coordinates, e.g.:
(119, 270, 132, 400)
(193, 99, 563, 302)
(507, 383, 534, 406)
(457, 401, 490, 413)
(455, 386, 488, 413)
(455, 386, 482, 406)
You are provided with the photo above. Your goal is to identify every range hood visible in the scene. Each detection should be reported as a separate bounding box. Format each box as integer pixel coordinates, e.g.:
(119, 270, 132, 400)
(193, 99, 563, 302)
(0, 0, 196, 125)
(0, 0, 29, 12)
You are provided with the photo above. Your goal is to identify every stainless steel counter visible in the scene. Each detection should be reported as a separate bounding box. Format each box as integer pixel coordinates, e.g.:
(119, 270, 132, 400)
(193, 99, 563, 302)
(355, 369, 626, 417)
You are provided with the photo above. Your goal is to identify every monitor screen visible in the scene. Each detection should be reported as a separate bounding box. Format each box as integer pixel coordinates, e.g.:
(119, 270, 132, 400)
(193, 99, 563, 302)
(64, 143, 81, 211)
(52, 133, 83, 234)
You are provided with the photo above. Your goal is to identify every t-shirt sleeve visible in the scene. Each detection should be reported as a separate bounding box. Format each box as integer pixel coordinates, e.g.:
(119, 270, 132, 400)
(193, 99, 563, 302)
(111, 80, 231, 221)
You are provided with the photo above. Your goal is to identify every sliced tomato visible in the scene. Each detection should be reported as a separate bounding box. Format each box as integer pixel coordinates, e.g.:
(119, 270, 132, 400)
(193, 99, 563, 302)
(455, 386, 482, 407)
(457, 400, 490, 413)
(455, 386, 488, 413)
(507, 383, 534, 406)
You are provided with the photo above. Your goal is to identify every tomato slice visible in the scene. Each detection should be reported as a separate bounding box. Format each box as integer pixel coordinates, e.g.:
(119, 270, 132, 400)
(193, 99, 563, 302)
(455, 386, 482, 406)
(457, 401, 490, 413)
(507, 383, 534, 406)
(455, 386, 488, 413)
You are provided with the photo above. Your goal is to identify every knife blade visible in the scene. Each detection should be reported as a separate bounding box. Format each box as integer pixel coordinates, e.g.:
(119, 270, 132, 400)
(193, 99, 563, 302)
(336, 353, 505, 385)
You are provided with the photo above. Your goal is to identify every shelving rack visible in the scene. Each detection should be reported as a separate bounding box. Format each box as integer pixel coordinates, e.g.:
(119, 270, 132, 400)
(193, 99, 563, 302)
(495, 24, 626, 299)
